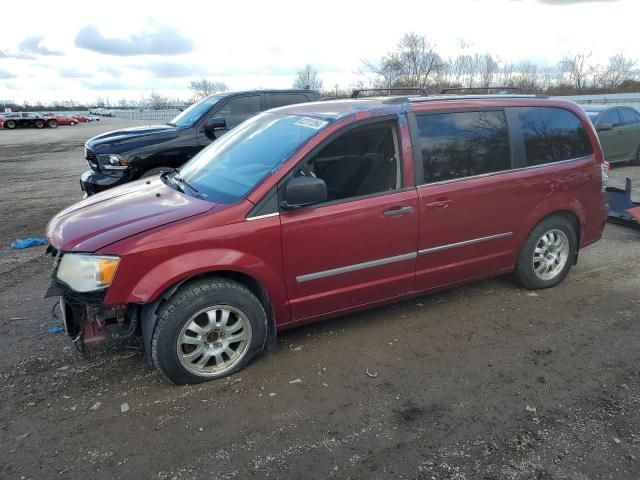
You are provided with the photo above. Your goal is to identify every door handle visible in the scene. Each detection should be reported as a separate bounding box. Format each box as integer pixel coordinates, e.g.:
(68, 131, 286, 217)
(383, 206, 413, 217)
(425, 199, 450, 209)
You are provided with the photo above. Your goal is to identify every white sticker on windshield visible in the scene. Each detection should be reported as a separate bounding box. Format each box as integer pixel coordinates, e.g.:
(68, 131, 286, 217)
(295, 117, 328, 130)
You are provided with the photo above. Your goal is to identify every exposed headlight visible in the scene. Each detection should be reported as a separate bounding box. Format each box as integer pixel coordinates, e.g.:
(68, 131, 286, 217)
(99, 154, 128, 170)
(56, 254, 120, 292)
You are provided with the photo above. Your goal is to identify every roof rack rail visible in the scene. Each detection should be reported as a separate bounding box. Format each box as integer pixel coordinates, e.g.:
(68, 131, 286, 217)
(351, 88, 428, 98)
(440, 86, 524, 95)
(407, 94, 548, 104)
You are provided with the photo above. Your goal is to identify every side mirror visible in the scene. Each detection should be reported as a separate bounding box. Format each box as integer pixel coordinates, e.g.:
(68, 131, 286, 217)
(282, 176, 327, 209)
(597, 122, 613, 132)
(204, 117, 226, 133)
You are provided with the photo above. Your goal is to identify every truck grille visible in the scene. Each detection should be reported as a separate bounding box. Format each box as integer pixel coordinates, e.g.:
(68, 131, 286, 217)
(85, 147, 98, 169)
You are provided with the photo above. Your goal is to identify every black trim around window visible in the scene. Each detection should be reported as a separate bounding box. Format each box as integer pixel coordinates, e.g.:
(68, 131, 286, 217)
(276, 115, 406, 213)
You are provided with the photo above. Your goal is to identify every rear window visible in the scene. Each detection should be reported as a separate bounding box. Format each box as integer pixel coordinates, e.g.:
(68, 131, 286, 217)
(620, 108, 638, 125)
(517, 107, 593, 166)
(416, 110, 511, 184)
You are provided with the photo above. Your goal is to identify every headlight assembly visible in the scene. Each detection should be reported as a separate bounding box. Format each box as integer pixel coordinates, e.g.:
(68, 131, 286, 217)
(56, 254, 120, 292)
(99, 154, 128, 170)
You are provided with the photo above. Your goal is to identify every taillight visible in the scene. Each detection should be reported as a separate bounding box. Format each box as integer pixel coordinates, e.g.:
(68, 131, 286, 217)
(600, 161, 610, 192)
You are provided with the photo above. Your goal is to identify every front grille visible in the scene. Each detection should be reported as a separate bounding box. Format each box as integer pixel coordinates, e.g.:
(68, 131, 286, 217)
(85, 147, 98, 170)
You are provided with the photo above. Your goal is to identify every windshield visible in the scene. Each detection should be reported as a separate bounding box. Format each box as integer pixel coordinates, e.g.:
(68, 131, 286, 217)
(178, 112, 330, 203)
(169, 94, 225, 128)
(585, 111, 601, 123)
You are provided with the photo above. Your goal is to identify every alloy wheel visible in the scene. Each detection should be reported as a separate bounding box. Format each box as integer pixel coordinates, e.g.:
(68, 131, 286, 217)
(532, 229, 570, 281)
(176, 305, 252, 377)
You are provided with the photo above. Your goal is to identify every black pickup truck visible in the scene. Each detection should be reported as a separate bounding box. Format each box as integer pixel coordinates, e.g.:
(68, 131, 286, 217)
(81, 89, 321, 195)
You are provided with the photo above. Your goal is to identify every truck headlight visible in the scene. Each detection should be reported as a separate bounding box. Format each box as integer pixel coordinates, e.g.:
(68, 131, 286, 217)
(99, 154, 128, 170)
(56, 254, 120, 292)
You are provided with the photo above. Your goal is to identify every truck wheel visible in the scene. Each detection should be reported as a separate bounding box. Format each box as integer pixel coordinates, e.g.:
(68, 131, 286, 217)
(141, 166, 172, 178)
(151, 278, 267, 385)
(6, 120, 16, 129)
(47, 119, 58, 128)
(514, 215, 577, 290)
(34, 120, 44, 129)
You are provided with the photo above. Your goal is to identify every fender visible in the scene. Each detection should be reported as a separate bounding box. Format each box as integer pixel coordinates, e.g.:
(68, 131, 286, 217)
(107, 248, 289, 320)
(514, 192, 585, 251)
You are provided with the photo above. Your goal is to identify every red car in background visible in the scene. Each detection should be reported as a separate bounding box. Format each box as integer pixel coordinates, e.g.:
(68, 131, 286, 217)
(73, 115, 91, 123)
(43, 114, 78, 126)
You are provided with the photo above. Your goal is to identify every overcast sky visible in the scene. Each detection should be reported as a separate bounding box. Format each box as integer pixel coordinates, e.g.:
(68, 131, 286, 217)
(0, 0, 637, 103)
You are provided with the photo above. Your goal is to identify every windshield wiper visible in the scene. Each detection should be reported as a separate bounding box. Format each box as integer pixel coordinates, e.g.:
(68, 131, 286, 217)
(165, 168, 202, 199)
(166, 122, 176, 127)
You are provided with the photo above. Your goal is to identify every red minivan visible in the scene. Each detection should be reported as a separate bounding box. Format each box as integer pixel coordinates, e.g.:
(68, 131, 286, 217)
(46, 95, 609, 384)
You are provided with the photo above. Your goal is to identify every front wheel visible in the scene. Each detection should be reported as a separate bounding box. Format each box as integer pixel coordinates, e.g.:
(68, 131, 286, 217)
(631, 145, 640, 166)
(5, 120, 16, 129)
(514, 215, 577, 290)
(151, 278, 267, 384)
(34, 120, 44, 129)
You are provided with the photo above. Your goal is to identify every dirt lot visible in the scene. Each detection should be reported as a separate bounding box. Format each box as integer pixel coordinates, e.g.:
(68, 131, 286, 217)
(0, 120, 639, 480)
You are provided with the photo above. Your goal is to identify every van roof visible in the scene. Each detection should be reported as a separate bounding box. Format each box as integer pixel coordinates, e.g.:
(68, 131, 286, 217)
(275, 95, 572, 121)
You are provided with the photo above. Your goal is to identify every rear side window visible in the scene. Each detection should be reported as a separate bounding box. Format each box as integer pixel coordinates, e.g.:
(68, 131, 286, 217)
(517, 107, 593, 166)
(217, 95, 262, 129)
(620, 108, 637, 125)
(266, 93, 310, 109)
(600, 109, 621, 127)
(416, 110, 511, 184)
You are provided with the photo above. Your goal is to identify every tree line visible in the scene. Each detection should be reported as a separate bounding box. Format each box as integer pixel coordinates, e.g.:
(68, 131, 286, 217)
(2, 32, 638, 111)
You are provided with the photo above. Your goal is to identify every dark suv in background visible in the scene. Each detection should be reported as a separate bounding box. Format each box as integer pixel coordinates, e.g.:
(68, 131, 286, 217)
(80, 89, 321, 195)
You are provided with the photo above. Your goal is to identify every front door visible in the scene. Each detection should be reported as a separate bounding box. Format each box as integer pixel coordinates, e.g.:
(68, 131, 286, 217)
(598, 108, 625, 162)
(280, 119, 419, 322)
(197, 94, 262, 146)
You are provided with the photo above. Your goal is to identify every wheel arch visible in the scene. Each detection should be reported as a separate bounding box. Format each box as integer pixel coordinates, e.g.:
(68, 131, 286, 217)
(516, 203, 582, 265)
(139, 269, 279, 368)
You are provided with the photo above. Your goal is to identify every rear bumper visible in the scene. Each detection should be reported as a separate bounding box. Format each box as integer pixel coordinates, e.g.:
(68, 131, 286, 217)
(80, 169, 132, 196)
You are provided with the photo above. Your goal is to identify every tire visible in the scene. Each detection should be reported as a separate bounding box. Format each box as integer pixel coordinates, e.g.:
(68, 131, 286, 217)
(70, 121, 76, 126)
(631, 145, 640, 166)
(47, 119, 58, 128)
(6, 120, 16, 129)
(151, 278, 267, 385)
(141, 166, 172, 178)
(34, 120, 44, 129)
(514, 215, 578, 290)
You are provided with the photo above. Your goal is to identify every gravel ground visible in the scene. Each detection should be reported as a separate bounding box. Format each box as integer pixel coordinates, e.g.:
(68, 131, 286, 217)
(0, 120, 639, 480)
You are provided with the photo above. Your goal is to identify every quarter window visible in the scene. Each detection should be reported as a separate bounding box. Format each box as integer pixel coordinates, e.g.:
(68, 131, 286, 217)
(416, 110, 511, 184)
(517, 107, 593, 166)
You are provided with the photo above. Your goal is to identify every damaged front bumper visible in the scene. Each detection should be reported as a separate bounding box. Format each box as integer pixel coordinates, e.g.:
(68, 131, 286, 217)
(45, 277, 141, 359)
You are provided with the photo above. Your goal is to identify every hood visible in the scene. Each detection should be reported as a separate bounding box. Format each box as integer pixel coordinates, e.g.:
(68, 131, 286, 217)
(87, 124, 179, 152)
(47, 177, 216, 252)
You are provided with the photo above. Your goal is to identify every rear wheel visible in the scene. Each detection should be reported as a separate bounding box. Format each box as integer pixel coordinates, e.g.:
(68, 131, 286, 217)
(141, 166, 172, 178)
(47, 119, 58, 128)
(6, 120, 16, 129)
(514, 215, 577, 290)
(151, 278, 267, 384)
(34, 120, 44, 129)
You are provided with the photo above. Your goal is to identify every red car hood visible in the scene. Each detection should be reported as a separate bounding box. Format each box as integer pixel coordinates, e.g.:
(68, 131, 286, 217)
(47, 177, 217, 252)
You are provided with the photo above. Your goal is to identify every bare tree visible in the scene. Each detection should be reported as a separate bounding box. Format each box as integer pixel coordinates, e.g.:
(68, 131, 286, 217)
(293, 65, 323, 90)
(189, 79, 229, 100)
(147, 91, 169, 110)
(601, 53, 636, 89)
(363, 33, 445, 89)
(558, 53, 592, 90)
(477, 54, 499, 87)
